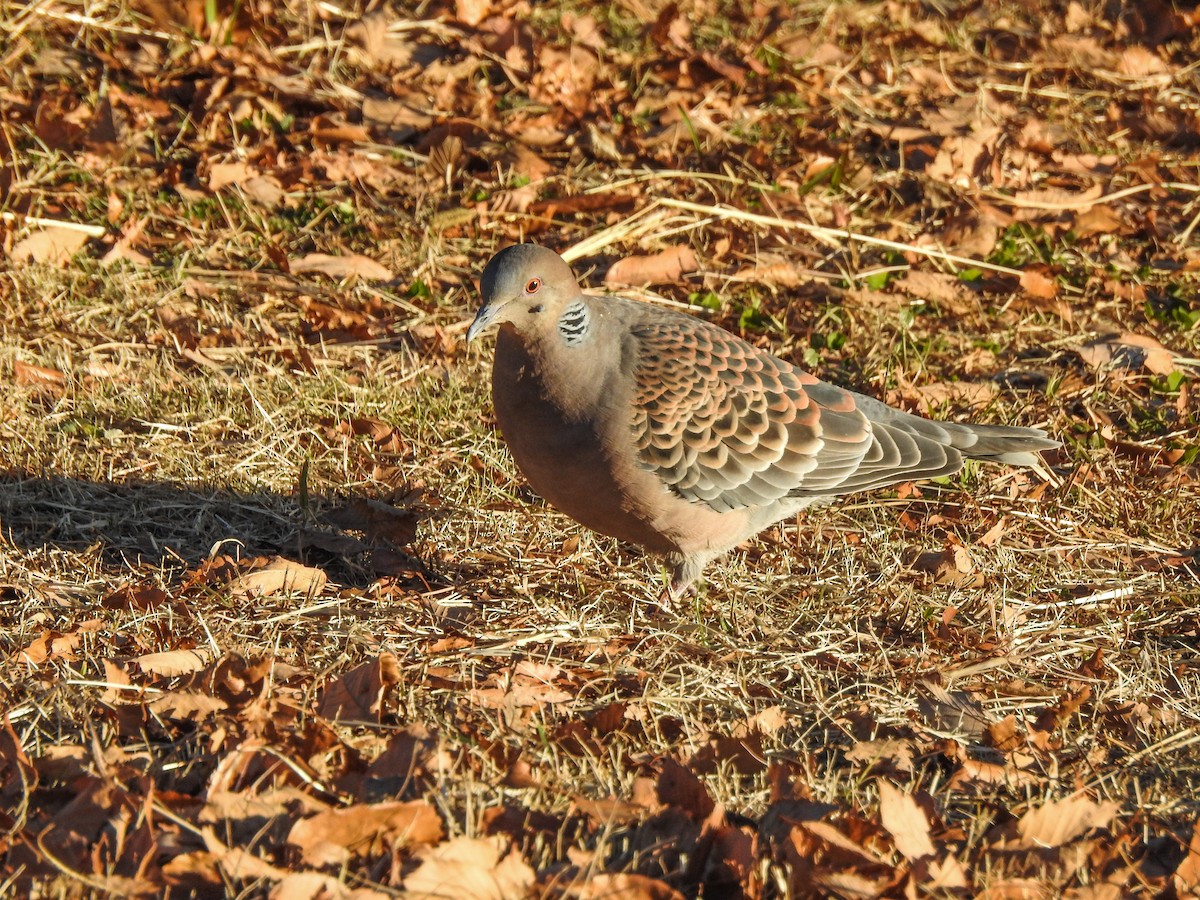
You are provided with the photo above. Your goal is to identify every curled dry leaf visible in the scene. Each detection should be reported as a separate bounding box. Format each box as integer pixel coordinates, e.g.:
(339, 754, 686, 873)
(0, 717, 37, 800)
(604, 245, 698, 287)
(291, 253, 394, 282)
(656, 757, 716, 821)
(288, 800, 443, 867)
(227, 557, 328, 599)
(16, 629, 80, 664)
(403, 835, 535, 900)
(323, 497, 419, 547)
(316, 652, 401, 722)
(912, 542, 985, 588)
(1071, 204, 1124, 238)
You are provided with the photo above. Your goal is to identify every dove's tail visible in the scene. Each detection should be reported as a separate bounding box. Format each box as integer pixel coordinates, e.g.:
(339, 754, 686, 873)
(942, 422, 1061, 467)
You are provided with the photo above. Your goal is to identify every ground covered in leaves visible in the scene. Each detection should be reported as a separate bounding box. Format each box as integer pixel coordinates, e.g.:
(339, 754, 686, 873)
(3, 0, 1200, 896)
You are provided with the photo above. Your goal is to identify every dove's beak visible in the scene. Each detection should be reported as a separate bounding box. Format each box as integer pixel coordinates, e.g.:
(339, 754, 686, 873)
(466, 305, 493, 343)
(466, 297, 508, 343)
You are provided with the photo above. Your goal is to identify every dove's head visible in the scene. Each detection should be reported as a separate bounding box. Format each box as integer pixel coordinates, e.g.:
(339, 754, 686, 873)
(468, 244, 580, 342)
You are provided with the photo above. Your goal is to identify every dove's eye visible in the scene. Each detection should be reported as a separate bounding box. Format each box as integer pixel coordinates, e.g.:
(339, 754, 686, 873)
(525, 278, 541, 294)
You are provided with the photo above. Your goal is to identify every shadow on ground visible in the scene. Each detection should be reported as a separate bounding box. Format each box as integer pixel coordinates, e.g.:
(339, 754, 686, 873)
(0, 471, 444, 591)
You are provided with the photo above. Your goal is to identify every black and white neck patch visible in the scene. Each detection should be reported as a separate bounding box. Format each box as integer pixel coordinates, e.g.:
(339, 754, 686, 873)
(557, 301, 590, 346)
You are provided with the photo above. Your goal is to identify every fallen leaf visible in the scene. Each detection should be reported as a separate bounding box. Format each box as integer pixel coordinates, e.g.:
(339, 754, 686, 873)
(1019, 268, 1059, 300)
(149, 690, 227, 720)
(11, 227, 92, 265)
(317, 653, 401, 722)
(323, 497, 419, 547)
(272, 871, 392, 899)
(1078, 333, 1176, 376)
(288, 800, 443, 866)
(928, 853, 970, 889)
(291, 253, 394, 281)
(1117, 45, 1168, 77)
(13, 361, 67, 388)
(203, 827, 286, 882)
(878, 781, 935, 861)
(227, 557, 328, 598)
(0, 716, 37, 801)
(560, 872, 687, 899)
(1173, 816, 1200, 895)
(913, 543, 985, 588)
(454, 0, 491, 27)
(403, 835, 535, 900)
(136, 648, 210, 676)
(207, 161, 257, 191)
(1017, 795, 1119, 849)
(845, 738, 915, 774)
(1072, 205, 1124, 238)
(604, 245, 698, 287)
(656, 757, 716, 821)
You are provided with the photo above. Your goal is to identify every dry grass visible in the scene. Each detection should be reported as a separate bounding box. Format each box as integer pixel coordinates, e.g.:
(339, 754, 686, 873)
(2, 0, 1200, 895)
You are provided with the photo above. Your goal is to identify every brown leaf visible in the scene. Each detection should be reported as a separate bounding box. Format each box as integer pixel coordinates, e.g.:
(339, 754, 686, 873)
(362, 97, 435, 134)
(454, 0, 491, 27)
(903, 379, 999, 414)
(202, 827, 286, 882)
(1016, 795, 1118, 849)
(912, 543, 985, 588)
(403, 835, 535, 900)
(103, 584, 169, 611)
(604, 245, 698, 287)
(11, 227, 92, 265)
(366, 723, 451, 784)
(656, 757, 715, 821)
(136, 648, 210, 676)
(323, 497, 419, 547)
(17, 629, 82, 664)
(273, 871, 392, 899)
(288, 800, 442, 866)
(0, 716, 37, 802)
(226, 557, 328, 599)
(1173, 816, 1200, 895)
(1117, 45, 1168, 77)
(878, 781, 935, 860)
(13, 361, 67, 388)
(845, 738, 915, 774)
(148, 690, 228, 721)
(1072, 205, 1124, 238)
(928, 853, 970, 889)
(802, 820, 888, 866)
(560, 872, 687, 899)
(1019, 268, 1059, 300)
(317, 653, 401, 722)
(291, 253, 394, 281)
(1078, 333, 1176, 376)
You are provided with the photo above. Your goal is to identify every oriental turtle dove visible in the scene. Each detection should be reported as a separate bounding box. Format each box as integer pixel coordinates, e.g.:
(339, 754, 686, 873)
(467, 243, 1058, 602)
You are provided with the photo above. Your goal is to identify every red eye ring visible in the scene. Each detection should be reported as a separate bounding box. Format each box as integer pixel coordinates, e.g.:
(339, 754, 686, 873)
(525, 278, 541, 294)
